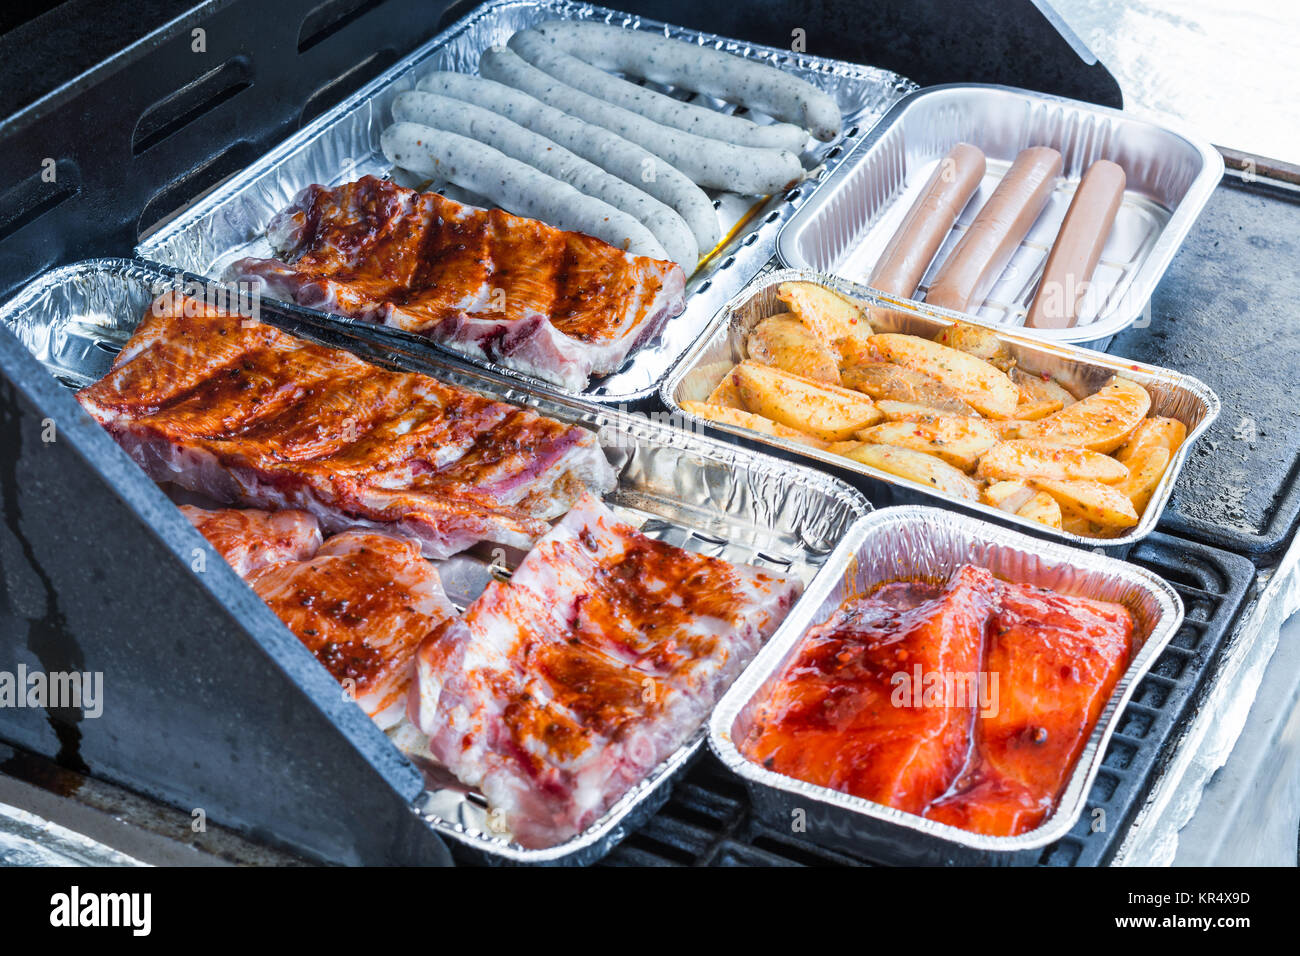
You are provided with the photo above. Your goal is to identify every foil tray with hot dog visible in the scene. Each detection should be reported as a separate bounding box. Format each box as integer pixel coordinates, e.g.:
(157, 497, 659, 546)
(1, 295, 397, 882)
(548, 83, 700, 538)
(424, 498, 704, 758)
(777, 84, 1223, 351)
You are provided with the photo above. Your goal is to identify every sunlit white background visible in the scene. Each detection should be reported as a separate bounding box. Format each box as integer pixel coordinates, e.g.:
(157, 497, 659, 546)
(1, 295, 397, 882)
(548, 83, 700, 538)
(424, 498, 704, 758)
(1053, 0, 1300, 162)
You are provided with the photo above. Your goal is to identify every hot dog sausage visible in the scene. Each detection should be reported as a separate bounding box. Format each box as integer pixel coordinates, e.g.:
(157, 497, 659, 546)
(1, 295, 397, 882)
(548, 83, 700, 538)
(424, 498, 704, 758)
(1025, 159, 1126, 329)
(926, 146, 1063, 314)
(868, 143, 986, 298)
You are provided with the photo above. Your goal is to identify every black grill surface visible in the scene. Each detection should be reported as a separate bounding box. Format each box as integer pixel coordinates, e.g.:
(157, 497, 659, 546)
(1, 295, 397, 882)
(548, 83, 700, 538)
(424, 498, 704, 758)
(1123, 175, 1300, 559)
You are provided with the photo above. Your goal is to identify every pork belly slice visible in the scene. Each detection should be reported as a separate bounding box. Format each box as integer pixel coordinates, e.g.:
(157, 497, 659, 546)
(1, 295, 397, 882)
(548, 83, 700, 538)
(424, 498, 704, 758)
(924, 583, 1133, 836)
(77, 293, 615, 558)
(226, 176, 686, 391)
(413, 493, 801, 848)
(245, 531, 457, 729)
(740, 566, 997, 815)
(179, 504, 322, 576)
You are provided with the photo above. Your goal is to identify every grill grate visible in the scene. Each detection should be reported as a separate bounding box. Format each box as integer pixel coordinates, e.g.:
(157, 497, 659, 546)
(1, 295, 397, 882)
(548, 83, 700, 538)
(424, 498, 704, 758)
(597, 532, 1254, 867)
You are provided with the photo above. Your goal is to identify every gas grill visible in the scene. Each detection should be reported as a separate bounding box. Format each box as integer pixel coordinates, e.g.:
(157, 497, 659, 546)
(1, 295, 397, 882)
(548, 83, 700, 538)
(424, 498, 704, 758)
(1, 0, 1297, 866)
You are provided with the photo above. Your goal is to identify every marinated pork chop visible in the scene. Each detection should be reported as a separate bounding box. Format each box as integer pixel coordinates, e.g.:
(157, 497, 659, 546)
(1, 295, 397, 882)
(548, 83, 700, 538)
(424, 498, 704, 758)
(226, 176, 686, 391)
(412, 493, 801, 848)
(77, 293, 616, 559)
(250, 531, 457, 729)
(179, 504, 321, 576)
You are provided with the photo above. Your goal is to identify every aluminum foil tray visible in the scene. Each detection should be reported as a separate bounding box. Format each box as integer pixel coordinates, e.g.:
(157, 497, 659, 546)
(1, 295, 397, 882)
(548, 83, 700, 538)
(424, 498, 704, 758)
(133, 0, 916, 404)
(661, 267, 1220, 549)
(709, 504, 1185, 865)
(776, 84, 1223, 352)
(0, 257, 871, 864)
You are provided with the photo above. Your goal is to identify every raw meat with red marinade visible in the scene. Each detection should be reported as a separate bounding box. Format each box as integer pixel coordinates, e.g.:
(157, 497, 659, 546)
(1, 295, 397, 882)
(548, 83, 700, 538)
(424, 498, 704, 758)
(227, 176, 686, 391)
(740, 566, 997, 814)
(179, 504, 321, 576)
(413, 493, 801, 848)
(77, 293, 615, 559)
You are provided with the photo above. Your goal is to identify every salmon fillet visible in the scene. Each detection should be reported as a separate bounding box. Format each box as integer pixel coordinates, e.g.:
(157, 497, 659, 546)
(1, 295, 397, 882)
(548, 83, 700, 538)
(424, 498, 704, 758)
(924, 581, 1133, 835)
(741, 565, 997, 814)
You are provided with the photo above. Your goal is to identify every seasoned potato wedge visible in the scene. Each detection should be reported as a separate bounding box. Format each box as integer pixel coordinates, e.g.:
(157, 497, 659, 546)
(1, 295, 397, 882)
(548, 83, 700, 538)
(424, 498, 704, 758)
(841, 362, 981, 416)
(982, 480, 1036, 513)
(747, 314, 841, 384)
(776, 282, 872, 364)
(1011, 367, 1077, 408)
(1060, 514, 1120, 538)
(933, 320, 1015, 371)
(993, 419, 1031, 440)
(1116, 416, 1187, 464)
(856, 417, 996, 471)
(1016, 491, 1064, 529)
(872, 399, 974, 422)
(705, 368, 746, 409)
(842, 443, 981, 501)
(866, 333, 1019, 418)
(976, 440, 1130, 484)
(681, 401, 830, 450)
(731, 361, 881, 441)
(1017, 376, 1152, 453)
(1114, 445, 1172, 515)
(1028, 478, 1140, 532)
(1010, 398, 1063, 421)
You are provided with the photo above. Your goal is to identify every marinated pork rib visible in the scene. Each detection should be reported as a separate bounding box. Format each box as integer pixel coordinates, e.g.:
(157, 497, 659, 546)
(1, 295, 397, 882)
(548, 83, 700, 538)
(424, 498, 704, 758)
(250, 531, 458, 729)
(740, 567, 997, 815)
(77, 293, 616, 559)
(179, 504, 321, 576)
(413, 493, 801, 848)
(180, 505, 456, 729)
(226, 176, 687, 391)
(925, 582, 1133, 836)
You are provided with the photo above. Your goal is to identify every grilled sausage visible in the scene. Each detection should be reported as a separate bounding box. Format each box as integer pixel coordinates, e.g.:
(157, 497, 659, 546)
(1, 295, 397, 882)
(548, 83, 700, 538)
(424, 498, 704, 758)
(390, 91, 698, 268)
(510, 27, 808, 152)
(926, 146, 1063, 314)
(416, 70, 720, 255)
(380, 122, 670, 261)
(1026, 159, 1126, 329)
(485, 41, 804, 196)
(531, 19, 842, 141)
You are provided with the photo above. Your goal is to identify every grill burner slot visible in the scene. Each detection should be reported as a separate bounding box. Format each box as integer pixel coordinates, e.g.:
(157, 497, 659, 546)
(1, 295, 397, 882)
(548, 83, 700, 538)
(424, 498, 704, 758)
(132, 57, 254, 156)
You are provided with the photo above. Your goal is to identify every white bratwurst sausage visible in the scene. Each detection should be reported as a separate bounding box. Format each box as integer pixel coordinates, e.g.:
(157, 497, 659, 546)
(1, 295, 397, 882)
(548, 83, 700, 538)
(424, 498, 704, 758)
(390, 91, 697, 268)
(484, 42, 804, 196)
(380, 122, 670, 262)
(509, 27, 808, 152)
(416, 71, 720, 255)
(530, 20, 842, 142)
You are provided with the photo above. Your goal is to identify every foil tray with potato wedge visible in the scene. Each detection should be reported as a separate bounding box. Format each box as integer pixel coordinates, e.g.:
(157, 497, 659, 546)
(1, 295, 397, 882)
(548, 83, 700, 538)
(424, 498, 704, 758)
(661, 268, 1219, 548)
